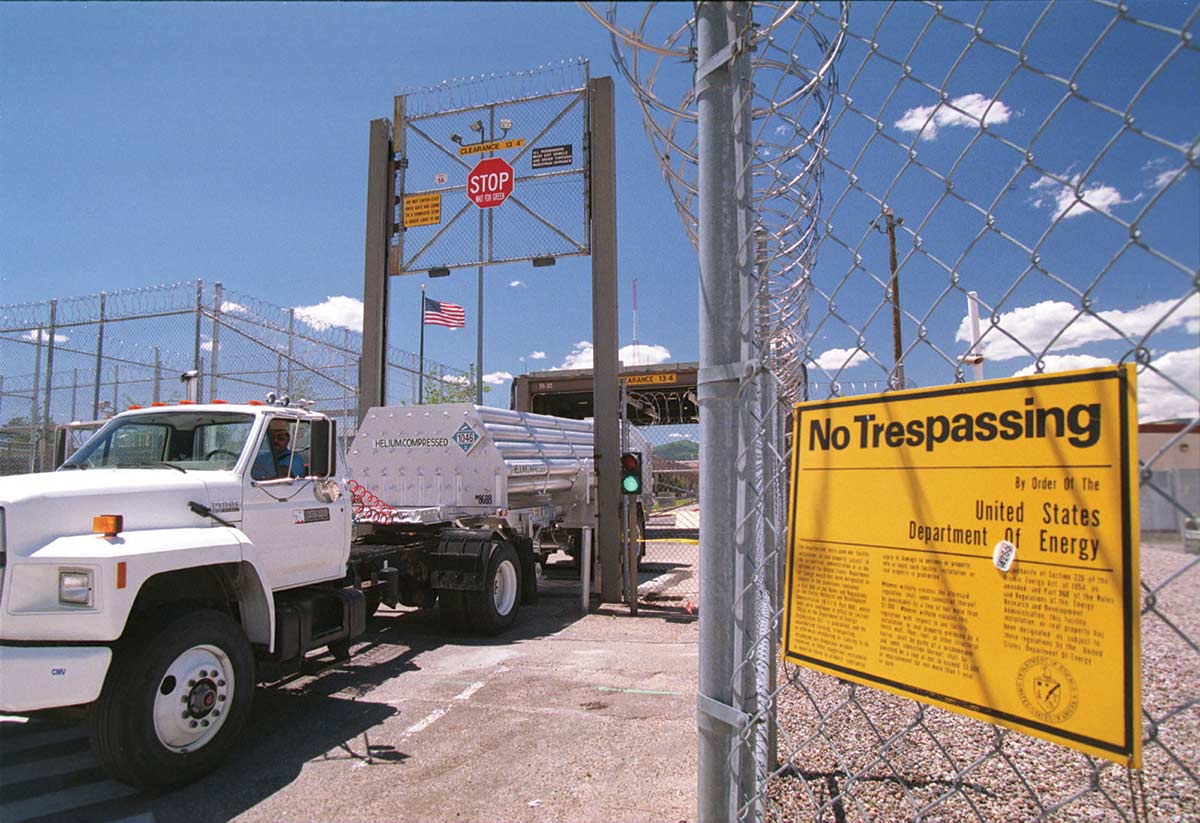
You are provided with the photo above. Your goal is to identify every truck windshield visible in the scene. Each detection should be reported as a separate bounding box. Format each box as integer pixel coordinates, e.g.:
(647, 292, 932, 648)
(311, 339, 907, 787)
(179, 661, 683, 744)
(61, 412, 256, 472)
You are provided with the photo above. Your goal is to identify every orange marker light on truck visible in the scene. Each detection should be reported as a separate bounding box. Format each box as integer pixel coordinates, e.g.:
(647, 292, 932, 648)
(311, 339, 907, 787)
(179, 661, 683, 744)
(93, 514, 124, 537)
(117, 561, 127, 589)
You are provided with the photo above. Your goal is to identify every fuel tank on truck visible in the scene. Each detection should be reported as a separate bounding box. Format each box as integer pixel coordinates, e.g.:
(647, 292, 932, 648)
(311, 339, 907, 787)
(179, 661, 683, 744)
(347, 404, 597, 526)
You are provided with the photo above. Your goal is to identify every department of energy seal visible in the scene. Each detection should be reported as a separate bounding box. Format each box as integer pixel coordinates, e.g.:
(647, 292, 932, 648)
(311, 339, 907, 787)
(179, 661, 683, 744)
(1016, 657, 1079, 723)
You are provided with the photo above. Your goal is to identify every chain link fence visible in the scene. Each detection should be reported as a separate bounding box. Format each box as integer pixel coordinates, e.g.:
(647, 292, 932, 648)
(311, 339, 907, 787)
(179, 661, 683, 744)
(391, 59, 591, 275)
(0, 281, 469, 474)
(594, 1, 1199, 820)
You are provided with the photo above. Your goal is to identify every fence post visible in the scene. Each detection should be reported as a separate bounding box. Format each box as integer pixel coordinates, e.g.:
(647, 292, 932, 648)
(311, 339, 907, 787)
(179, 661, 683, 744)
(696, 4, 748, 822)
(153, 348, 161, 403)
(31, 328, 43, 472)
(193, 280, 204, 402)
(286, 308, 295, 398)
(210, 282, 223, 402)
(112, 364, 119, 412)
(0, 375, 5, 421)
(41, 299, 58, 472)
(92, 291, 107, 419)
(71, 369, 78, 421)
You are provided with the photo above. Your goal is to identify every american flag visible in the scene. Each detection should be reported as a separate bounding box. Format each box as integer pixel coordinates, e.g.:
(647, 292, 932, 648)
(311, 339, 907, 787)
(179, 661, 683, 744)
(423, 296, 465, 328)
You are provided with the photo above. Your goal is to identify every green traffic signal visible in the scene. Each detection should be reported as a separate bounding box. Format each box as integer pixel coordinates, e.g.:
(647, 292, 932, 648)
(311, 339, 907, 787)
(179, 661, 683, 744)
(620, 452, 642, 495)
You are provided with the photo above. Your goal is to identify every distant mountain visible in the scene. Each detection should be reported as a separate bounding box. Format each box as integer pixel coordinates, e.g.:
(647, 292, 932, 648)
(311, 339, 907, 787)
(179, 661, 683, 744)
(654, 440, 699, 460)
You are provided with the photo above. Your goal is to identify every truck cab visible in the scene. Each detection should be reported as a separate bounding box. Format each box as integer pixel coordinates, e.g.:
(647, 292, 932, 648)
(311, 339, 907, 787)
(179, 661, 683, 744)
(0, 402, 350, 787)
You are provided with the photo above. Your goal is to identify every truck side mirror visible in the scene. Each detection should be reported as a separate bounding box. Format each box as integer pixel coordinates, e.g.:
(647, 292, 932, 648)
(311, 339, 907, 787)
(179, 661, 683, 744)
(309, 419, 336, 477)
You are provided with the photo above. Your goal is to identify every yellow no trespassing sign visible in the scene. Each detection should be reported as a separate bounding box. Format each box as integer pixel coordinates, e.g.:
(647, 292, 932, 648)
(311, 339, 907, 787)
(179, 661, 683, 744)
(784, 365, 1140, 766)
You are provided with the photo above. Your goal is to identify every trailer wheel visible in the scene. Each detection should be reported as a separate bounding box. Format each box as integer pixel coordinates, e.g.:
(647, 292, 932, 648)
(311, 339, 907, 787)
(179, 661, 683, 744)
(465, 542, 522, 635)
(90, 609, 254, 788)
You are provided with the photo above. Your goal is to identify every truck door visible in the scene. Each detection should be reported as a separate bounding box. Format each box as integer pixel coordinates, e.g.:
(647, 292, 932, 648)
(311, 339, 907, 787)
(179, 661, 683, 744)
(240, 417, 351, 590)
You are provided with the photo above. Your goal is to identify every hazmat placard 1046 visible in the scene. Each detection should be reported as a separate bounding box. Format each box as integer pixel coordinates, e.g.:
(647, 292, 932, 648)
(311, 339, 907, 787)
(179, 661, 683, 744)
(783, 365, 1140, 766)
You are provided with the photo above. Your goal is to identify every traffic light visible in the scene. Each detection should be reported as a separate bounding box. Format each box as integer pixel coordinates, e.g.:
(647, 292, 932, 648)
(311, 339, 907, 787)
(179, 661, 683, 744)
(620, 452, 642, 495)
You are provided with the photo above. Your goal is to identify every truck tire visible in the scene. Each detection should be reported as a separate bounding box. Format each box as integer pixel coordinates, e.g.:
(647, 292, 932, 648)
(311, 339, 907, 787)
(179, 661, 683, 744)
(465, 542, 522, 635)
(90, 609, 254, 788)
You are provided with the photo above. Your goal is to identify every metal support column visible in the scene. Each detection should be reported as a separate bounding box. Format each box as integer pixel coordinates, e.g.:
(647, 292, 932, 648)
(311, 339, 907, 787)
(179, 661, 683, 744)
(192, 280, 203, 402)
(209, 283, 223, 402)
(93, 291, 107, 419)
(358, 117, 394, 421)
(41, 299, 58, 471)
(286, 309, 295, 398)
(696, 4, 749, 821)
(588, 75, 622, 602)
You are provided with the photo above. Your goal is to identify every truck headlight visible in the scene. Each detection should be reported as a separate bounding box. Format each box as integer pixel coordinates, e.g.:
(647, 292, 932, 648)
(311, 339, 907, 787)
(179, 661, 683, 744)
(59, 570, 93, 606)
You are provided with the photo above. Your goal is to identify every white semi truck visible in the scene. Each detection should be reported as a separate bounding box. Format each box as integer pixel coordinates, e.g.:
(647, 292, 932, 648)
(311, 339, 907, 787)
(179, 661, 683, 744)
(0, 400, 644, 788)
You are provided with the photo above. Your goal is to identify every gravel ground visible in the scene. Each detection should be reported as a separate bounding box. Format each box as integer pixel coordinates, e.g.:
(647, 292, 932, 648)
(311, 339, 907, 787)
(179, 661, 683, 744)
(766, 542, 1199, 822)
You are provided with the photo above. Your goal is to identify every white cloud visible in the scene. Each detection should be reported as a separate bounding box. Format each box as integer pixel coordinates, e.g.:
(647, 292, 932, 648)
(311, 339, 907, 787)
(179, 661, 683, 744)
(668, 433, 697, 440)
(809, 347, 871, 370)
(956, 294, 1200, 362)
(220, 301, 248, 315)
(620, 344, 672, 366)
(1187, 320, 1200, 335)
(895, 93, 1011, 140)
(1009, 354, 1113, 377)
(509, 280, 525, 288)
(22, 329, 68, 344)
(440, 374, 470, 386)
(1153, 167, 1187, 189)
(483, 371, 513, 385)
(552, 341, 673, 370)
(201, 340, 217, 353)
(556, 341, 594, 370)
(294, 296, 364, 333)
(1030, 174, 1134, 219)
(1009, 349, 1198, 422)
(528, 351, 546, 360)
(1139, 348, 1200, 422)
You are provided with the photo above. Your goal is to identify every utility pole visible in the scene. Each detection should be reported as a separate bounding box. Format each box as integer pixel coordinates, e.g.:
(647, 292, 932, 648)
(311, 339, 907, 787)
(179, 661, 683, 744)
(883, 207, 904, 389)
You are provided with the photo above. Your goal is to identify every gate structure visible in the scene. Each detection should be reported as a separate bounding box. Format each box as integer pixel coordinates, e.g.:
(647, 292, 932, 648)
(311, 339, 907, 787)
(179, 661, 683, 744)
(590, 1, 1199, 821)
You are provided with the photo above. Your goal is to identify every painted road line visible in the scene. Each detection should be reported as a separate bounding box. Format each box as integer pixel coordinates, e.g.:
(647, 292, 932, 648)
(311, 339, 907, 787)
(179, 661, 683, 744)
(401, 678, 488, 738)
(596, 686, 685, 697)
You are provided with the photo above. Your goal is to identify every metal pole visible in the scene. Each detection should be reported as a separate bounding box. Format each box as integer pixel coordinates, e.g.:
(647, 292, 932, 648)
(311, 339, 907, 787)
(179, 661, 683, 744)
(418, 283, 426, 403)
(885, 208, 904, 389)
(589, 76, 622, 603)
(696, 4, 747, 821)
(359, 117, 393, 421)
(580, 526, 593, 614)
(343, 328, 351, 423)
(286, 308, 295, 398)
(210, 282, 223, 401)
(71, 369, 78, 421)
(112, 364, 119, 411)
(93, 291, 107, 418)
(967, 290, 985, 381)
(31, 326, 43, 472)
(192, 280, 203, 401)
(152, 348, 161, 403)
(42, 299, 58, 471)
(476, 260, 484, 405)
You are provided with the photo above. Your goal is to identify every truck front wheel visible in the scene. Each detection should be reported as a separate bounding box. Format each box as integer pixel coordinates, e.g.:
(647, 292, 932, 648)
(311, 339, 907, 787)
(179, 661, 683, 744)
(465, 542, 522, 635)
(91, 609, 254, 788)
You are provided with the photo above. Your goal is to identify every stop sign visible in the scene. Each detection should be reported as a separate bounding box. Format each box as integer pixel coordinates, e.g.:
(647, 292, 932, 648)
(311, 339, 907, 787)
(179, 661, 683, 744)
(467, 157, 514, 209)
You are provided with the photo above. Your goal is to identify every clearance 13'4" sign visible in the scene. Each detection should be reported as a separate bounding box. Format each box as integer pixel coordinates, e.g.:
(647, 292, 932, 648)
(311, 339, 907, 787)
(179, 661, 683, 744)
(784, 365, 1140, 766)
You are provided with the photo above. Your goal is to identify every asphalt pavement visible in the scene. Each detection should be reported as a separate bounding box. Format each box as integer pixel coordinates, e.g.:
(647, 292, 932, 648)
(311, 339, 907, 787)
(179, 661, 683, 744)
(0, 566, 699, 823)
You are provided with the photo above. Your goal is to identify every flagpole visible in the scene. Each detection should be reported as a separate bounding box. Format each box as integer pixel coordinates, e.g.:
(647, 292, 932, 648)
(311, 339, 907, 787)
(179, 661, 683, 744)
(418, 283, 425, 404)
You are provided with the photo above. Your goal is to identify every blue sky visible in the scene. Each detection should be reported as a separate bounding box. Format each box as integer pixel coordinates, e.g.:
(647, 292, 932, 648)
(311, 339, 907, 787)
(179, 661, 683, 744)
(2, 2, 1197, 419)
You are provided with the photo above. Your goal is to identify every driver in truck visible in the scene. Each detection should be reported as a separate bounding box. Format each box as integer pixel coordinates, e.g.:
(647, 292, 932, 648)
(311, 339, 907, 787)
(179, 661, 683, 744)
(252, 418, 306, 479)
